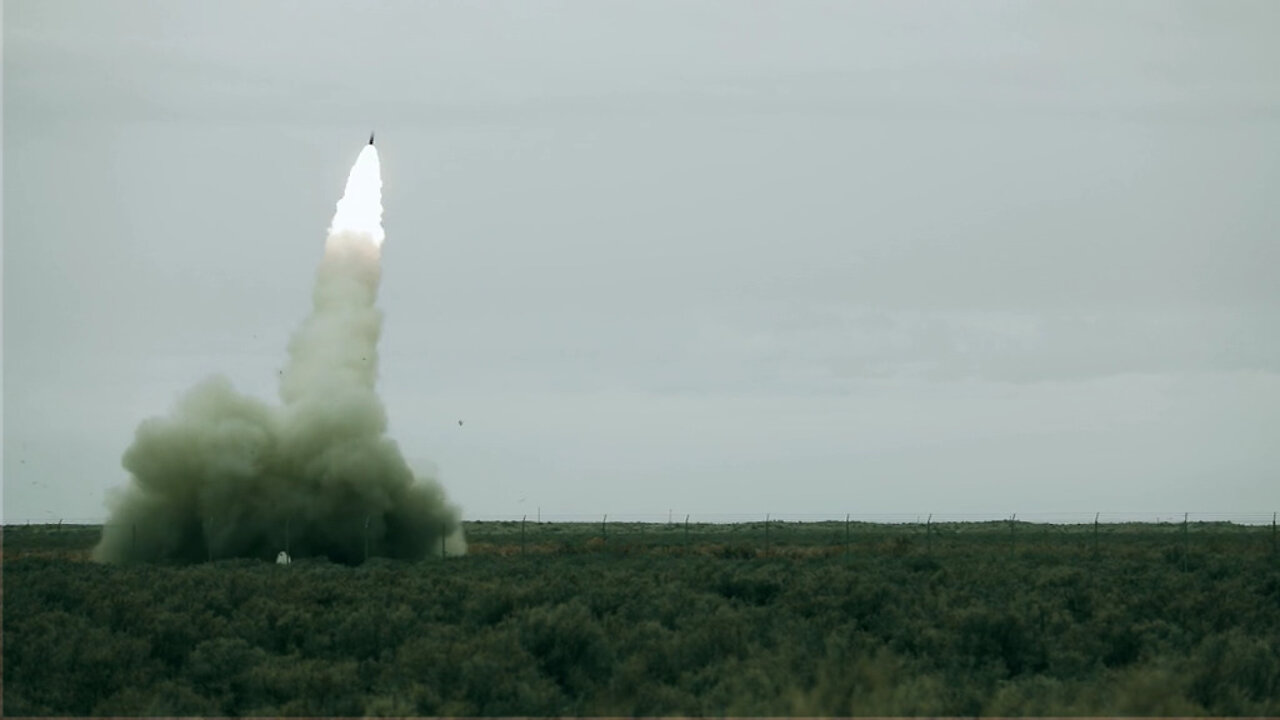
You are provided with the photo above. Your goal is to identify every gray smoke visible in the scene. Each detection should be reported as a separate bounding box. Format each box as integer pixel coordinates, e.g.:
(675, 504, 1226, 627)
(93, 147, 464, 564)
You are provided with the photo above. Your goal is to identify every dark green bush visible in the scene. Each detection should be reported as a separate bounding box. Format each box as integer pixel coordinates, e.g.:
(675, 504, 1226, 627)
(4, 522, 1278, 715)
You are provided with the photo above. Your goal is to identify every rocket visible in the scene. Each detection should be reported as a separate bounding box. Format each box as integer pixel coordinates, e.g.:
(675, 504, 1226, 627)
(369, 131, 375, 145)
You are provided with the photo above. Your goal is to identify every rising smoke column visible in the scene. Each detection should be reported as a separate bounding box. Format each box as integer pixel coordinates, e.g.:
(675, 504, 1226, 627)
(93, 143, 464, 564)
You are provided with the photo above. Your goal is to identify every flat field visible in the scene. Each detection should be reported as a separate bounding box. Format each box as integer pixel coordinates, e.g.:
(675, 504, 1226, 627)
(3, 521, 1277, 715)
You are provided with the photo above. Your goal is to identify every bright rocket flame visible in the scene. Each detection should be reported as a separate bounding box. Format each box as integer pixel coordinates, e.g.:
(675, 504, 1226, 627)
(329, 144, 385, 246)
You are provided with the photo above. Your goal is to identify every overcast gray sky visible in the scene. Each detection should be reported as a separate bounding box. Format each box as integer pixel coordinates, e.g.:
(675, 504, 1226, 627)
(4, 0, 1278, 523)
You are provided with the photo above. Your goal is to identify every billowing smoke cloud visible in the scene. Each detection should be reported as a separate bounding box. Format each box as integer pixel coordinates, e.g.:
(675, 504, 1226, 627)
(94, 143, 465, 564)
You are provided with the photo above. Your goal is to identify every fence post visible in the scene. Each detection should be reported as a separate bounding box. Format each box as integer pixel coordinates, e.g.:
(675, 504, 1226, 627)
(765, 514, 770, 557)
(1093, 512, 1099, 556)
(1009, 514, 1016, 555)
(602, 514, 608, 544)
(845, 514, 850, 560)
(927, 514, 933, 555)
(1183, 512, 1189, 571)
(521, 515, 527, 555)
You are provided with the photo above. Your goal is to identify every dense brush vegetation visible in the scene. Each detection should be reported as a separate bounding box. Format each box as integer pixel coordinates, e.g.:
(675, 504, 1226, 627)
(4, 521, 1278, 715)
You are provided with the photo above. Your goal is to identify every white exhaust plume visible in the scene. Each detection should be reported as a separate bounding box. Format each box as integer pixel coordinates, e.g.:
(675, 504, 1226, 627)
(93, 141, 465, 564)
(329, 144, 385, 246)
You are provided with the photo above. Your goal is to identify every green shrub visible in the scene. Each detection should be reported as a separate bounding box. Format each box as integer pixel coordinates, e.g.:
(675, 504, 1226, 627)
(5, 522, 1279, 716)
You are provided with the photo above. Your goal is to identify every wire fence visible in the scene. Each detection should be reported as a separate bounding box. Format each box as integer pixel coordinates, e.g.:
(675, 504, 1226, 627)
(6, 511, 1276, 562)
(452, 511, 1280, 561)
(4, 510, 1277, 527)
(460, 511, 1279, 526)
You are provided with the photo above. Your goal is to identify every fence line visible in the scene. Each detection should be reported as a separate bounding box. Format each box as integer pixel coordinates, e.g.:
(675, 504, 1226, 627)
(4, 511, 1278, 527)
(454, 511, 1279, 526)
(7, 511, 1276, 562)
